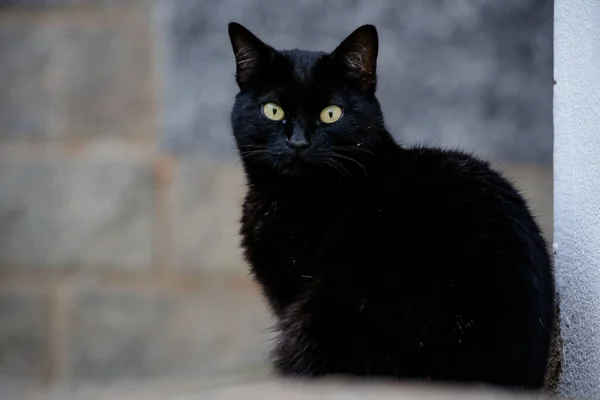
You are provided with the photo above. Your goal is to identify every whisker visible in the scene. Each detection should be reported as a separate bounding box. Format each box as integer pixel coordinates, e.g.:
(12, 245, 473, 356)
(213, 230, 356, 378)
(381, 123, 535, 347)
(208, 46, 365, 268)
(220, 154, 241, 169)
(239, 150, 269, 159)
(229, 149, 272, 171)
(329, 153, 368, 177)
(330, 145, 375, 156)
(324, 156, 351, 179)
(323, 158, 343, 178)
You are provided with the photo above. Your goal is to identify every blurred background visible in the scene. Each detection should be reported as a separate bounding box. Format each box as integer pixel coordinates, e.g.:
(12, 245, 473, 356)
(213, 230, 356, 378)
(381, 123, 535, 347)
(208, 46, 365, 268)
(0, 0, 553, 395)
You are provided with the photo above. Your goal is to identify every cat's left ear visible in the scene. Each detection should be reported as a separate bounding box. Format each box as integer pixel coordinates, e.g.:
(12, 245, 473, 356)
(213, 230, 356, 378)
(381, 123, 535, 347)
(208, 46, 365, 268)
(228, 22, 274, 89)
(331, 24, 379, 92)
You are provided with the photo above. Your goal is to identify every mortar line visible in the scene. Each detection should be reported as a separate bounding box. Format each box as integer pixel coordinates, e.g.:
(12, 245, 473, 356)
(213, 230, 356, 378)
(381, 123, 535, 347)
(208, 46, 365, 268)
(148, 1, 178, 278)
(44, 281, 70, 385)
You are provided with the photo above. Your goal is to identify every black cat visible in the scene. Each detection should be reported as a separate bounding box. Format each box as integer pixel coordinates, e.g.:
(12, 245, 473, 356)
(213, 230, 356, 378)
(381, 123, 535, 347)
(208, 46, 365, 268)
(227, 22, 555, 390)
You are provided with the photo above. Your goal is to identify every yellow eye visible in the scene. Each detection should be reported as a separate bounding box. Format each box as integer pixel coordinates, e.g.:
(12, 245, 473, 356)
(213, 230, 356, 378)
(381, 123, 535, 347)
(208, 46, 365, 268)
(320, 105, 343, 123)
(262, 102, 285, 121)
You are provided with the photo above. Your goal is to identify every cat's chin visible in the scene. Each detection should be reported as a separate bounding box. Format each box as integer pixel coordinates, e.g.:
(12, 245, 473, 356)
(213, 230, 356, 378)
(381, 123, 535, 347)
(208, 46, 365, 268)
(275, 153, 328, 178)
(279, 159, 312, 177)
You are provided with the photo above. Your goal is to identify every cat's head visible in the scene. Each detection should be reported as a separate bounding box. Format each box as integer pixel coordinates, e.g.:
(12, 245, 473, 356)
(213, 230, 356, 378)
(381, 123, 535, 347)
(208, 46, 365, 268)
(228, 23, 394, 181)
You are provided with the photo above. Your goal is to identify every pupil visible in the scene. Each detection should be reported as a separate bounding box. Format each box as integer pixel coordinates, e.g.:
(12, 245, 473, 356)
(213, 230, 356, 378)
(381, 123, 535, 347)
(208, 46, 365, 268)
(329, 110, 333, 118)
(272, 107, 277, 116)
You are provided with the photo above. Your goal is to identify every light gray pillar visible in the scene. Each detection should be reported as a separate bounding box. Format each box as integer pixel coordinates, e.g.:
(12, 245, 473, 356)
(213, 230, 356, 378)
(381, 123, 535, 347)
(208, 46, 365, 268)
(554, 0, 600, 397)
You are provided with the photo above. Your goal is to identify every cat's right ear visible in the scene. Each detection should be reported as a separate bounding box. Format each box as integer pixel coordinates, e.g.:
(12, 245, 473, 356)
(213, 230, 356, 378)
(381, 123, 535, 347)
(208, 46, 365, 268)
(331, 24, 379, 93)
(228, 22, 273, 89)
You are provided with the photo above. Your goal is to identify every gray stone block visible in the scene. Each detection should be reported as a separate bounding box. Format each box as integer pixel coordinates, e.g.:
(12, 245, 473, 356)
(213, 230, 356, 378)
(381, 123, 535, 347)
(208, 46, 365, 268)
(70, 281, 272, 380)
(0, 160, 154, 269)
(171, 159, 247, 273)
(0, 21, 63, 138)
(498, 164, 554, 244)
(59, 21, 155, 138)
(168, 280, 272, 377)
(157, 0, 552, 163)
(0, 292, 48, 379)
(159, 27, 240, 157)
(0, 13, 154, 139)
(70, 289, 176, 380)
(0, 0, 147, 8)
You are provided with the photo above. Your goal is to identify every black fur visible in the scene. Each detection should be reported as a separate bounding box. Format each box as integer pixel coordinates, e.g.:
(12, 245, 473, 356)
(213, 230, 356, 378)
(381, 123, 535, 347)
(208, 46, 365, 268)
(227, 22, 555, 390)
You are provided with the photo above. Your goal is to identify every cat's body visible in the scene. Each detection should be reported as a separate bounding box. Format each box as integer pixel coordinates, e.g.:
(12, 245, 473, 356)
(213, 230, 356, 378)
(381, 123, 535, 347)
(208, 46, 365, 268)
(227, 23, 555, 390)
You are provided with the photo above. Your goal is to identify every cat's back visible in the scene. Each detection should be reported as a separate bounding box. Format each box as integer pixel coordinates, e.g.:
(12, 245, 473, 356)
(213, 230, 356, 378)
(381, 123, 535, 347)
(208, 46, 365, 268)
(378, 146, 541, 244)
(378, 147, 553, 292)
(388, 146, 523, 208)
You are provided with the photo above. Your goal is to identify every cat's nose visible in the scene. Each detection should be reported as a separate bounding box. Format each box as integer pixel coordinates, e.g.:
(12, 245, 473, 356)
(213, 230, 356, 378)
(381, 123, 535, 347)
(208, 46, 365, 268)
(287, 130, 310, 153)
(287, 137, 310, 153)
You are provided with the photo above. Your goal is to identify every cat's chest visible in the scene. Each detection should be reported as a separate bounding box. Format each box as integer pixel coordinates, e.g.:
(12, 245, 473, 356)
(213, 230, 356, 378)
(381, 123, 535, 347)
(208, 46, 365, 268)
(245, 194, 353, 252)
(242, 191, 383, 264)
(248, 199, 328, 246)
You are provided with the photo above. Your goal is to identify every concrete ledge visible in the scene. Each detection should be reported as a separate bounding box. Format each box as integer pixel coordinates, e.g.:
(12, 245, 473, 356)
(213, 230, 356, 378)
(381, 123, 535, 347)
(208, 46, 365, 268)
(7, 379, 553, 400)
(202, 381, 551, 400)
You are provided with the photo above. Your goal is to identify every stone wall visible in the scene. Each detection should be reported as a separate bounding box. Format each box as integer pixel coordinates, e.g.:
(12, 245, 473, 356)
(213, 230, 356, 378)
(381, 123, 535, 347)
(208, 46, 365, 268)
(0, 0, 553, 387)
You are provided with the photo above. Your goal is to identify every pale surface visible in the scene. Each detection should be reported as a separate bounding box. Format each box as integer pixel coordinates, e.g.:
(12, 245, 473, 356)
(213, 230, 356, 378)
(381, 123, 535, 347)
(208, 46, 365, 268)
(554, 0, 600, 397)
(4, 379, 549, 400)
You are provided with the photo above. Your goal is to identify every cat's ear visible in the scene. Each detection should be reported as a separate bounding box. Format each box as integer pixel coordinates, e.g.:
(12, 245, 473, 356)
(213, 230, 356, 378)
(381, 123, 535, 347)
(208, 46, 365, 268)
(331, 25, 379, 92)
(228, 22, 273, 88)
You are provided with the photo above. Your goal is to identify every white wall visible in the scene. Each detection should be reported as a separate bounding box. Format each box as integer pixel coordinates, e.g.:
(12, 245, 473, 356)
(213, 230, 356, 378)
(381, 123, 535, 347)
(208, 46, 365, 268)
(554, 0, 600, 397)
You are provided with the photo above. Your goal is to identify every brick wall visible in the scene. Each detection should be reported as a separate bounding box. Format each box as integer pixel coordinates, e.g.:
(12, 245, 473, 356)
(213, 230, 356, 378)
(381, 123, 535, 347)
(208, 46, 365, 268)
(0, 0, 273, 385)
(0, 0, 553, 387)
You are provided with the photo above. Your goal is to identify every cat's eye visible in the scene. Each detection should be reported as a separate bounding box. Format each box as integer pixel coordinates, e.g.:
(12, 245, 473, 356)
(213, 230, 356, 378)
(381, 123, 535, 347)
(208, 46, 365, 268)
(262, 102, 285, 121)
(319, 105, 343, 123)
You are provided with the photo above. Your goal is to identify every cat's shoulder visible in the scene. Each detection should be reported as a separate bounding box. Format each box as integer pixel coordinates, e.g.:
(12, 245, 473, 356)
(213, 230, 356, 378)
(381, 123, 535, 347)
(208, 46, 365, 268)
(405, 145, 494, 175)
(401, 145, 511, 187)
(386, 145, 522, 207)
